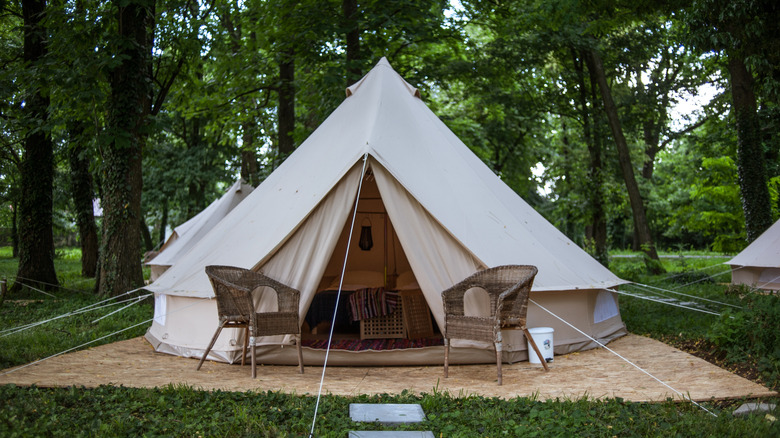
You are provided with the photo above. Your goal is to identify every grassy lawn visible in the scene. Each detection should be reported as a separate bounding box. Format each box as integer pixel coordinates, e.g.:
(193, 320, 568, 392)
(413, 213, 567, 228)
(1, 248, 778, 436)
(0, 247, 152, 371)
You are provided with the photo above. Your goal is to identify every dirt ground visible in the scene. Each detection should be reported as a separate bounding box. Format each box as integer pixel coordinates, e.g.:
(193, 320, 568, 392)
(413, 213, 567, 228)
(0, 334, 775, 402)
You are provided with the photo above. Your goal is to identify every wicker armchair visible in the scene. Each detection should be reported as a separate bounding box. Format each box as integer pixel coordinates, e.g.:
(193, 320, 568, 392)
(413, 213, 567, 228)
(196, 265, 303, 377)
(442, 265, 548, 385)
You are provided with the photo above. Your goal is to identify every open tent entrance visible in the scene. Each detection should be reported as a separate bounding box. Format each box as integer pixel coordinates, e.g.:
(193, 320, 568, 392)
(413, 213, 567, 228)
(302, 166, 443, 350)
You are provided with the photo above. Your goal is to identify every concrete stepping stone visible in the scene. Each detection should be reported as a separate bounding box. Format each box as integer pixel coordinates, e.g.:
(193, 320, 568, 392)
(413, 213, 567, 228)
(350, 403, 426, 425)
(733, 402, 777, 417)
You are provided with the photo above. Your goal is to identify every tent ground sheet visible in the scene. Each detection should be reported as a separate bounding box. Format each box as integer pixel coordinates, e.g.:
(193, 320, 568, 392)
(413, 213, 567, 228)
(0, 334, 774, 402)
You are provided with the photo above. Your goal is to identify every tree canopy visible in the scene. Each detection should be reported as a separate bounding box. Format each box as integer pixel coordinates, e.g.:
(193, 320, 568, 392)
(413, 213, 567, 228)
(1, 0, 778, 294)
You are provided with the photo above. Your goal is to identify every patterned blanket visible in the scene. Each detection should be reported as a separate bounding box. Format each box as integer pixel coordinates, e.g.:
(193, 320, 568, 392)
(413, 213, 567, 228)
(348, 287, 399, 321)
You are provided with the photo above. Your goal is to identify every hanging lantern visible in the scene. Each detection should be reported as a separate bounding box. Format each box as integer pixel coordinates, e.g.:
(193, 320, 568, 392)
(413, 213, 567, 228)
(359, 217, 373, 251)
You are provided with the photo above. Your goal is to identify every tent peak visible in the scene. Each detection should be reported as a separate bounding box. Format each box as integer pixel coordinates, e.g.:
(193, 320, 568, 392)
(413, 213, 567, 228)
(345, 57, 421, 99)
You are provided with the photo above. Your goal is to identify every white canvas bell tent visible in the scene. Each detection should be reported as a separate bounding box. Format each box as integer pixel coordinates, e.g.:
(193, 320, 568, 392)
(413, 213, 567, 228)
(146, 179, 254, 281)
(144, 58, 628, 366)
(728, 219, 780, 291)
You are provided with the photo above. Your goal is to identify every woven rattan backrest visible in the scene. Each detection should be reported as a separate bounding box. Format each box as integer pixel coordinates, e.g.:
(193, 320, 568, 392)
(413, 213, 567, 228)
(205, 265, 301, 317)
(442, 265, 537, 323)
(206, 266, 255, 322)
(494, 265, 537, 324)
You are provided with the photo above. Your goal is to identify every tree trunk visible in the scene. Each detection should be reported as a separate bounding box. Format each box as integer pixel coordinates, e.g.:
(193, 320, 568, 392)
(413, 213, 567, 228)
(13, 0, 59, 293)
(98, 0, 150, 296)
(559, 120, 574, 238)
(158, 198, 168, 247)
(343, 0, 361, 87)
(727, 54, 773, 243)
(587, 48, 661, 271)
(222, 6, 262, 184)
(11, 202, 18, 258)
(278, 48, 295, 159)
(68, 123, 98, 278)
(139, 216, 154, 252)
(241, 146, 260, 186)
(641, 119, 661, 180)
(186, 116, 209, 216)
(187, 179, 205, 218)
(577, 49, 608, 267)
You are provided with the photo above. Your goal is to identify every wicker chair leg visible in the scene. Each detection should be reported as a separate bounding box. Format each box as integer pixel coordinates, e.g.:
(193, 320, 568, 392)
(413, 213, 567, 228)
(296, 335, 304, 374)
(495, 343, 503, 386)
(196, 321, 225, 371)
(250, 337, 257, 378)
(523, 328, 550, 372)
(443, 338, 450, 378)
(241, 326, 249, 366)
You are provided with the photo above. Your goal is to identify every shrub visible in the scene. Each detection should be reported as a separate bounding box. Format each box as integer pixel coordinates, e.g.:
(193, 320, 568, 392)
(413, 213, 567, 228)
(707, 290, 780, 389)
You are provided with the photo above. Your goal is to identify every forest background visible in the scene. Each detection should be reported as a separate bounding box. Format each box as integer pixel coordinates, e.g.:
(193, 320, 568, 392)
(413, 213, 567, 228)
(1, 0, 779, 296)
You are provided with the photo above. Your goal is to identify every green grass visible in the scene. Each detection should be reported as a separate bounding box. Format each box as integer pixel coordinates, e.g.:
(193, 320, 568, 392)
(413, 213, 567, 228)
(610, 253, 739, 340)
(0, 248, 778, 436)
(0, 385, 776, 437)
(0, 247, 152, 370)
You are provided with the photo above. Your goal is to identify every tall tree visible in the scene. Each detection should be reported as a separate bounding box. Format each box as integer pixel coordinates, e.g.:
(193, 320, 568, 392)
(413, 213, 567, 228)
(686, 0, 779, 242)
(574, 48, 609, 265)
(49, 0, 105, 279)
(68, 123, 98, 277)
(587, 47, 661, 269)
(343, 0, 361, 87)
(98, 0, 152, 296)
(13, 0, 59, 292)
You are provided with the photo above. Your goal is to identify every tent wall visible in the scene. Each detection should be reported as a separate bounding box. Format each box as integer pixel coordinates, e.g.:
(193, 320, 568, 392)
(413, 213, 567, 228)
(373, 161, 485, 333)
(731, 266, 780, 291)
(146, 290, 625, 366)
(254, 164, 364, 319)
(145, 294, 244, 364)
(147, 179, 254, 281)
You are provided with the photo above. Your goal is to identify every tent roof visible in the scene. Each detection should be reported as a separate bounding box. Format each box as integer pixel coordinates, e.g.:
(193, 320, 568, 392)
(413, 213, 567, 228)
(728, 219, 780, 268)
(146, 58, 625, 298)
(147, 179, 253, 268)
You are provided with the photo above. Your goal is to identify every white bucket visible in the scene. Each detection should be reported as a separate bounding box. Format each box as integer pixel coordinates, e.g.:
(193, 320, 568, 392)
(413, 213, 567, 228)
(527, 327, 554, 364)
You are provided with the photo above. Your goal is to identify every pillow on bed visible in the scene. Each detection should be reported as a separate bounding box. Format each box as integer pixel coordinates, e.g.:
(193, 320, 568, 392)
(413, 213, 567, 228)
(326, 270, 384, 290)
(395, 271, 420, 290)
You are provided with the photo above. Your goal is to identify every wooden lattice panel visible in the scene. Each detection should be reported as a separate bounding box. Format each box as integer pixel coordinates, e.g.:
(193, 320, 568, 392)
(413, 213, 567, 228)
(360, 299, 406, 340)
(401, 290, 434, 339)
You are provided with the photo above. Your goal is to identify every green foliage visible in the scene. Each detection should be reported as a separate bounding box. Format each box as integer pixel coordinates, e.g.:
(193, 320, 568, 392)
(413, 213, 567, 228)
(651, 120, 753, 252)
(684, 156, 745, 252)
(708, 291, 780, 386)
